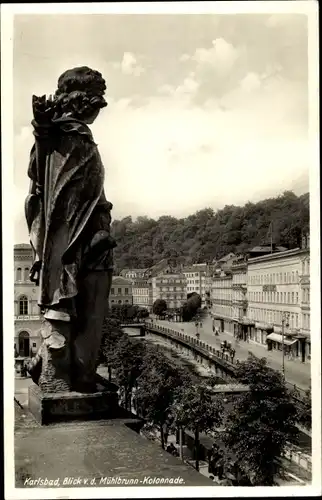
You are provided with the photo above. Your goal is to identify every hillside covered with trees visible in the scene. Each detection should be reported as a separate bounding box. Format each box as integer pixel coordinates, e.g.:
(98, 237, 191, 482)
(111, 191, 309, 272)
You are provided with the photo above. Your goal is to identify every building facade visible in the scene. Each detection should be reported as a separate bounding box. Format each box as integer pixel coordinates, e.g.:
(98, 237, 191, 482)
(246, 247, 310, 361)
(132, 278, 152, 310)
(211, 272, 234, 334)
(182, 264, 208, 306)
(151, 272, 187, 310)
(231, 256, 251, 339)
(120, 269, 148, 280)
(14, 244, 42, 358)
(109, 277, 133, 306)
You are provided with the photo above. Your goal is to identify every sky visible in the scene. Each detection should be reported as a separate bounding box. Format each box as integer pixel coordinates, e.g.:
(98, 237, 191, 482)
(13, 12, 309, 243)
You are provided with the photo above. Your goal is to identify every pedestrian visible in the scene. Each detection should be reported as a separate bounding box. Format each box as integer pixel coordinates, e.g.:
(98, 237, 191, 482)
(231, 348, 235, 362)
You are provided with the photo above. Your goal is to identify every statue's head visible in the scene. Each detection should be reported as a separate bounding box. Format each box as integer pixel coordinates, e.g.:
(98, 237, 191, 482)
(54, 66, 107, 124)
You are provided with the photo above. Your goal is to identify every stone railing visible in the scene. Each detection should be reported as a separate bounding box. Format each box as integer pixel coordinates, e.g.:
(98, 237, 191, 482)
(144, 321, 309, 404)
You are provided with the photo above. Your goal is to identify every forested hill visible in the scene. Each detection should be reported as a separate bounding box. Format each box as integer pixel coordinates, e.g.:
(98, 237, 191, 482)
(111, 191, 309, 272)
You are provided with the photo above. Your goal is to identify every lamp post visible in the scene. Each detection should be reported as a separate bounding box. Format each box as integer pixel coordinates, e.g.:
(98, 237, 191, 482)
(281, 311, 290, 379)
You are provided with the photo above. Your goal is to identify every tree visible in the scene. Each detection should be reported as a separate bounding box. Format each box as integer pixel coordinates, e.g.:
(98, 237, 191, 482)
(137, 308, 149, 319)
(100, 316, 125, 381)
(295, 388, 311, 430)
(171, 383, 223, 471)
(223, 355, 298, 485)
(110, 191, 309, 269)
(134, 346, 187, 449)
(110, 336, 147, 411)
(153, 299, 167, 317)
(180, 293, 202, 322)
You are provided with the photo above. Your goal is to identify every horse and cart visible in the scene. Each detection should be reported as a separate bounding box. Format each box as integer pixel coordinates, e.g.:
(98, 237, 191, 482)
(220, 340, 236, 361)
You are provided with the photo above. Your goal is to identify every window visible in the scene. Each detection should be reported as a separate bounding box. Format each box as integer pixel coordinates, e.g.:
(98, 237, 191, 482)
(19, 296, 28, 315)
(280, 272, 282, 283)
(125, 300, 129, 303)
(125, 288, 129, 295)
(24, 267, 30, 281)
(111, 299, 115, 303)
(284, 292, 286, 303)
(296, 314, 298, 328)
(111, 288, 115, 295)
(287, 292, 290, 303)
(118, 288, 122, 295)
(292, 271, 295, 282)
(277, 292, 279, 303)
(32, 342, 36, 347)
(16, 268, 22, 281)
(284, 273, 286, 283)
(296, 292, 299, 303)
(291, 292, 294, 304)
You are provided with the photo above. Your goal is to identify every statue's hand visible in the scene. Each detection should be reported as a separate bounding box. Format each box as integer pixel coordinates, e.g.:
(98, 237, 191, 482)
(29, 260, 42, 285)
(32, 94, 56, 125)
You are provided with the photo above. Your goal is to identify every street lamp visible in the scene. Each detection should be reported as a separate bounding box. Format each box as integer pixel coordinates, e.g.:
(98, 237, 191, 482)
(281, 311, 290, 379)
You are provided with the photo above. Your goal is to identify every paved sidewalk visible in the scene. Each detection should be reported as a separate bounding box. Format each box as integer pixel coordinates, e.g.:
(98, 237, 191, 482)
(152, 316, 311, 391)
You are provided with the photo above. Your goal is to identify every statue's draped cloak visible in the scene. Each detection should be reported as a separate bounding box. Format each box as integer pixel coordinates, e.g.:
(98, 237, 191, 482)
(25, 117, 115, 316)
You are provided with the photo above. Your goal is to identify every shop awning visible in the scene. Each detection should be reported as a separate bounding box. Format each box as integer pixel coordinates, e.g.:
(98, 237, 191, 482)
(266, 333, 298, 346)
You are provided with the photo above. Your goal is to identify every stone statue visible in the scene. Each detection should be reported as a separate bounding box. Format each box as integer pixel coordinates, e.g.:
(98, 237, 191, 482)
(25, 67, 116, 393)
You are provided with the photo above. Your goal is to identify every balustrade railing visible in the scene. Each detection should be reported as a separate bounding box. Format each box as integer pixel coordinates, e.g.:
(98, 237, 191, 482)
(145, 321, 308, 402)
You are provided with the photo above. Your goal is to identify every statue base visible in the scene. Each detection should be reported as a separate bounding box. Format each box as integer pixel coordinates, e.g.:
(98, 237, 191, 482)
(28, 375, 119, 425)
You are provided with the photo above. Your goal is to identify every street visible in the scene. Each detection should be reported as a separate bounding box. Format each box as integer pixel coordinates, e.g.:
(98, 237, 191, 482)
(151, 315, 311, 391)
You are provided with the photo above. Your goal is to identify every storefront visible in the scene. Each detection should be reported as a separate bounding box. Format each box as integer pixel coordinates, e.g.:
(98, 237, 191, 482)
(266, 332, 298, 354)
(212, 316, 234, 335)
(254, 322, 274, 345)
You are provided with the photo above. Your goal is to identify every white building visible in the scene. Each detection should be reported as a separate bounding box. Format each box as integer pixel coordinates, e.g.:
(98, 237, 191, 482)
(246, 247, 310, 361)
(211, 272, 234, 334)
(231, 256, 251, 339)
(182, 264, 208, 306)
(132, 278, 152, 310)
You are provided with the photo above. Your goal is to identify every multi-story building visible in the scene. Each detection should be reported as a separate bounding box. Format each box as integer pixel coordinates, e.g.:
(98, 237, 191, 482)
(151, 272, 187, 310)
(120, 268, 148, 280)
(109, 277, 133, 306)
(231, 255, 251, 339)
(246, 246, 310, 361)
(14, 244, 42, 358)
(211, 271, 234, 334)
(182, 264, 208, 306)
(300, 234, 310, 359)
(132, 278, 152, 311)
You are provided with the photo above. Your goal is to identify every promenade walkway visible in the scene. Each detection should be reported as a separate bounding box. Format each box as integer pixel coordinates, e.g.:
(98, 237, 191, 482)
(149, 316, 311, 391)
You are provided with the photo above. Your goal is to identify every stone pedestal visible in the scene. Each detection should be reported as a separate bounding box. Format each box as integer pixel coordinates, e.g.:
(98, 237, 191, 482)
(28, 375, 119, 425)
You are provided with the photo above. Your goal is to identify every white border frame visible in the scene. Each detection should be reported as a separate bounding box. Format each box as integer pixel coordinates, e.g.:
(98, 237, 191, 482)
(1, 2, 320, 499)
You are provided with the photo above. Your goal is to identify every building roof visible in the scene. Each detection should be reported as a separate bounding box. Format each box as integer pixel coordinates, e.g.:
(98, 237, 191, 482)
(249, 245, 287, 253)
(217, 252, 236, 263)
(248, 247, 307, 264)
(125, 268, 148, 274)
(112, 276, 133, 285)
